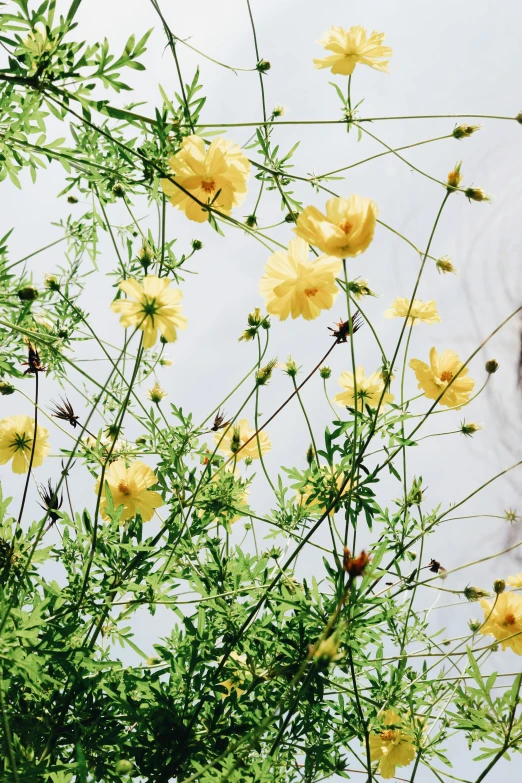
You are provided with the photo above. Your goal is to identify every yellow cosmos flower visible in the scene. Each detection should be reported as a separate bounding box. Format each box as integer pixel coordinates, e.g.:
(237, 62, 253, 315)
(219, 652, 248, 699)
(215, 419, 270, 462)
(95, 459, 164, 523)
(295, 196, 377, 258)
(384, 297, 441, 326)
(111, 276, 186, 350)
(314, 26, 392, 76)
(333, 367, 394, 412)
(507, 574, 522, 588)
(0, 415, 50, 474)
(368, 710, 416, 780)
(480, 592, 522, 655)
(409, 348, 475, 409)
(161, 135, 250, 223)
(259, 238, 342, 321)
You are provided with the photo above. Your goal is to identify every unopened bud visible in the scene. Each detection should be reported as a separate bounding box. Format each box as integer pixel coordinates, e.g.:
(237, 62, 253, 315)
(44, 274, 60, 291)
(306, 444, 315, 466)
(493, 579, 505, 594)
(460, 421, 482, 437)
(284, 211, 298, 223)
(0, 381, 15, 396)
(244, 214, 258, 228)
(147, 381, 167, 404)
(256, 59, 271, 73)
(407, 477, 423, 506)
(465, 187, 490, 202)
(191, 239, 203, 251)
(453, 124, 480, 139)
(112, 183, 125, 198)
(244, 456, 253, 467)
(18, 286, 38, 301)
(272, 105, 285, 118)
(485, 359, 499, 374)
(319, 366, 332, 380)
(406, 550, 417, 561)
(139, 243, 155, 269)
(446, 162, 462, 191)
(115, 759, 134, 775)
(468, 619, 481, 633)
(464, 585, 491, 602)
(436, 257, 457, 275)
(516, 111, 522, 124)
(67, 195, 78, 204)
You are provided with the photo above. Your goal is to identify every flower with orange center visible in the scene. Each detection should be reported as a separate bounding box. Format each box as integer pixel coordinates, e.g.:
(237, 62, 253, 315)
(214, 419, 270, 462)
(368, 709, 416, 779)
(314, 26, 392, 76)
(111, 275, 186, 349)
(480, 591, 522, 655)
(295, 195, 377, 258)
(259, 238, 342, 320)
(0, 414, 50, 474)
(160, 135, 250, 223)
(95, 459, 164, 523)
(409, 347, 475, 409)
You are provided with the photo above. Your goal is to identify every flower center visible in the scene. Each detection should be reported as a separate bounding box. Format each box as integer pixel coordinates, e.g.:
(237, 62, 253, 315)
(338, 219, 353, 235)
(12, 432, 31, 453)
(304, 287, 319, 298)
(440, 370, 453, 383)
(117, 480, 132, 496)
(201, 178, 216, 194)
(380, 729, 398, 743)
(503, 613, 516, 627)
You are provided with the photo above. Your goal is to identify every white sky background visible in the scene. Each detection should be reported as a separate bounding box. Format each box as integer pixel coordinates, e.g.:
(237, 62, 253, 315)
(2, 0, 522, 780)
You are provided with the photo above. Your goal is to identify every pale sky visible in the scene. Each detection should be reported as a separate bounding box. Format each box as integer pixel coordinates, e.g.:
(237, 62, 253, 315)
(2, 1, 522, 780)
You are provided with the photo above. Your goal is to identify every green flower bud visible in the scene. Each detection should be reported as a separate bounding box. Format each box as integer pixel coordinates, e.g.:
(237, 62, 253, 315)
(319, 366, 332, 380)
(44, 274, 60, 291)
(465, 187, 490, 202)
(306, 444, 315, 466)
(244, 214, 258, 228)
(284, 211, 298, 223)
(112, 183, 126, 198)
(452, 124, 481, 139)
(67, 195, 78, 204)
(493, 579, 505, 594)
(0, 381, 15, 396)
(485, 359, 499, 374)
(468, 619, 481, 633)
(256, 358, 277, 385)
(256, 59, 271, 73)
(191, 239, 203, 251)
(516, 111, 522, 125)
(17, 286, 38, 302)
(464, 585, 491, 602)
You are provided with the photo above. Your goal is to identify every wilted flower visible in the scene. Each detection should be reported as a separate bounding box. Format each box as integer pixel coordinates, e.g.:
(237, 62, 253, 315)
(49, 396, 80, 428)
(161, 135, 250, 223)
(0, 415, 50, 473)
(333, 367, 394, 412)
(343, 548, 370, 578)
(409, 347, 475, 409)
(327, 313, 363, 343)
(464, 585, 491, 602)
(347, 277, 378, 299)
(314, 26, 392, 75)
(95, 459, 164, 523)
(384, 297, 441, 326)
(259, 238, 342, 321)
(446, 162, 462, 190)
(295, 195, 377, 258)
(256, 358, 278, 385)
(38, 480, 63, 524)
(111, 276, 186, 349)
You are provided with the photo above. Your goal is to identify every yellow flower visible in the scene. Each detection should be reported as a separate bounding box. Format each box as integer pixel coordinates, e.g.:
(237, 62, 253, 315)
(218, 652, 248, 699)
(507, 574, 522, 588)
(368, 710, 416, 779)
(215, 419, 270, 462)
(314, 26, 392, 76)
(480, 592, 522, 655)
(295, 196, 377, 258)
(409, 348, 475, 409)
(161, 135, 250, 223)
(384, 297, 441, 326)
(0, 415, 50, 474)
(111, 276, 186, 349)
(95, 459, 164, 523)
(297, 465, 353, 513)
(333, 367, 394, 412)
(259, 238, 342, 321)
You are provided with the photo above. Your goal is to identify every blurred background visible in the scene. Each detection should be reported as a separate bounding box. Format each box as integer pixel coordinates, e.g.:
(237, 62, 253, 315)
(2, 1, 522, 779)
